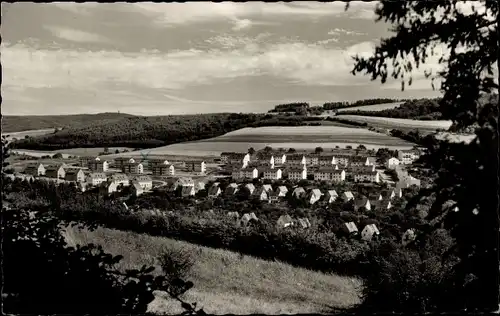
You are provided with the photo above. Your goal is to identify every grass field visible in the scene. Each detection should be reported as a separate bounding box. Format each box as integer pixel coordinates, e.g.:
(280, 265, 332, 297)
(63, 226, 362, 315)
(334, 115, 452, 132)
(10, 147, 133, 158)
(336, 102, 404, 112)
(3, 128, 55, 141)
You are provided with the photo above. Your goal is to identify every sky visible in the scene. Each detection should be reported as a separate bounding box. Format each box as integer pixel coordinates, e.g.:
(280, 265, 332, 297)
(1, 2, 448, 116)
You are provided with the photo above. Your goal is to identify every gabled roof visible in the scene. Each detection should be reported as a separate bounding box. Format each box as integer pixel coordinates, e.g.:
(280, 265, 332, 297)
(262, 184, 273, 192)
(366, 157, 377, 164)
(181, 186, 195, 195)
(45, 164, 64, 171)
(297, 218, 311, 228)
(343, 191, 354, 198)
(344, 221, 358, 233)
(276, 186, 288, 193)
(134, 175, 152, 182)
(287, 166, 306, 172)
(355, 197, 370, 208)
(293, 187, 306, 194)
(88, 172, 107, 179)
(287, 154, 305, 160)
(65, 168, 83, 176)
(309, 188, 322, 197)
(123, 162, 142, 167)
(244, 183, 256, 191)
(132, 181, 143, 190)
(326, 190, 338, 197)
(363, 224, 380, 235)
(316, 167, 344, 173)
(111, 173, 129, 181)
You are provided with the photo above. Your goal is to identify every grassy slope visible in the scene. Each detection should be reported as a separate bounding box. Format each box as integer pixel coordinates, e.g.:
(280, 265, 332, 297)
(1, 113, 136, 133)
(64, 226, 362, 315)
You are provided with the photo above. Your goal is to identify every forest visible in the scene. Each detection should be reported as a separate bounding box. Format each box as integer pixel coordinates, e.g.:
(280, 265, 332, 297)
(336, 98, 443, 119)
(322, 98, 407, 110)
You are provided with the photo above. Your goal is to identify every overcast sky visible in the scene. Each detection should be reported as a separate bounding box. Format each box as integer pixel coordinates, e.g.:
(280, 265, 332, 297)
(2, 2, 446, 116)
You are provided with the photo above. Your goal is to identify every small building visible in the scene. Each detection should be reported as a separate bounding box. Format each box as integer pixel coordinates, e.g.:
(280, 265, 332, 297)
(102, 182, 119, 194)
(86, 172, 108, 186)
(275, 186, 288, 197)
(181, 186, 196, 197)
(292, 187, 307, 199)
(244, 183, 256, 195)
(114, 157, 136, 169)
(354, 171, 380, 183)
(342, 191, 355, 202)
(342, 222, 359, 235)
(286, 154, 306, 166)
(224, 183, 240, 196)
(308, 188, 323, 205)
(313, 168, 346, 182)
(402, 229, 417, 246)
(65, 168, 85, 182)
(133, 175, 153, 191)
(361, 224, 380, 241)
(262, 167, 282, 180)
(398, 150, 420, 164)
(110, 173, 130, 186)
(324, 190, 338, 203)
(318, 155, 336, 166)
(386, 157, 400, 169)
(221, 152, 251, 165)
(262, 184, 273, 193)
(88, 159, 109, 172)
(274, 153, 287, 165)
(305, 155, 319, 166)
(132, 181, 144, 196)
(170, 177, 194, 191)
(121, 162, 144, 174)
(24, 163, 45, 176)
(354, 197, 372, 211)
(208, 183, 222, 197)
(45, 164, 66, 179)
(253, 187, 269, 201)
(151, 164, 175, 176)
(276, 214, 294, 228)
(287, 166, 307, 180)
(240, 212, 258, 226)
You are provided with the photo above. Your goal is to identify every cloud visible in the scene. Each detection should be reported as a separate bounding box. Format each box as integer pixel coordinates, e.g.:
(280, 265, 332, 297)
(43, 25, 112, 43)
(232, 18, 253, 31)
(328, 28, 367, 36)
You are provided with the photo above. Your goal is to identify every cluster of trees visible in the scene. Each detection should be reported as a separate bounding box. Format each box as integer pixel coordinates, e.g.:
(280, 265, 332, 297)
(10, 113, 313, 151)
(267, 102, 310, 113)
(337, 98, 443, 120)
(323, 98, 406, 110)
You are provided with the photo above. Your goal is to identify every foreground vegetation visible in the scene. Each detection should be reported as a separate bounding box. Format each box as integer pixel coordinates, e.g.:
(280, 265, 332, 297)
(66, 226, 362, 314)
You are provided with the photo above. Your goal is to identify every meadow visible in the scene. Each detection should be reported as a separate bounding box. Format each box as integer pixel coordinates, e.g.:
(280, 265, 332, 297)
(64, 226, 362, 315)
(336, 102, 404, 112)
(3, 128, 55, 141)
(334, 115, 452, 132)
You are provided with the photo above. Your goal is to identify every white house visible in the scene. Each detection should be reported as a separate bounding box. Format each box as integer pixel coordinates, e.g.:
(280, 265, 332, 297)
(386, 157, 400, 169)
(361, 224, 380, 241)
(308, 188, 323, 205)
(318, 155, 336, 166)
(275, 186, 288, 197)
(274, 154, 287, 165)
(208, 183, 222, 197)
(343, 222, 359, 235)
(259, 154, 275, 168)
(87, 172, 108, 186)
(287, 166, 307, 180)
(133, 175, 153, 191)
(24, 163, 46, 176)
(342, 191, 355, 202)
(221, 152, 251, 166)
(88, 159, 109, 172)
(244, 183, 256, 195)
(334, 154, 351, 166)
(292, 187, 307, 199)
(132, 181, 144, 196)
(324, 190, 338, 203)
(152, 164, 175, 176)
(110, 173, 130, 186)
(65, 168, 85, 182)
(287, 154, 306, 166)
(398, 150, 420, 164)
(313, 168, 346, 182)
(354, 197, 372, 211)
(350, 156, 371, 167)
(263, 168, 282, 180)
(122, 162, 144, 174)
(103, 182, 119, 194)
(305, 155, 319, 166)
(354, 171, 380, 183)
(253, 187, 269, 201)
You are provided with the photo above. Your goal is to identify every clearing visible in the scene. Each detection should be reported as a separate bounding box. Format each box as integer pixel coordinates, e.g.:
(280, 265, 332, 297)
(334, 115, 452, 132)
(64, 226, 362, 315)
(336, 102, 404, 112)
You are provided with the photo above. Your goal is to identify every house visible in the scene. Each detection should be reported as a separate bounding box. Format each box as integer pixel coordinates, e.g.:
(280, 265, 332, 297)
(342, 222, 359, 235)
(286, 154, 306, 166)
(334, 154, 351, 166)
(354, 197, 372, 211)
(381, 189, 397, 200)
(297, 217, 311, 229)
(262, 184, 273, 192)
(318, 155, 336, 166)
(24, 163, 45, 176)
(114, 157, 136, 169)
(305, 155, 319, 166)
(350, 156, 370, 167)
(347, 165, 376, 173)
(275, 186, 288, 197)
(80, 156, 98, 167)
(386, 157, 400, 169)
(402, 229, 417, 246)
(148, 158, 169, 168)
(268, 190, 280, 203)
(110, 173, 130, 186)
(324, 190, 338, 203)
(45, 164, 66, 179)
(244, 183, 256, 195)
(342, 191, 355, 202)
(262, 167, 282, 180)
(170, 177, 194, 191)
(224, 183, 239, 195)
(361, 224, 380, 241)
(240, 212, 258, 226)
(208, 183, 222, 197)
(366, 157, 377, 166)
(398, 150, 420, 164)
(181, 186, 196, 197)
(132, 181, 144, 196)
(371, 199, 392, 211)
(88, 159, 109, 172)
(86, 172, 108, 186)
(186, 161, 207, 174)
(151, 164, 175, 176)
(354, 171, 380, 183)
(242, 167, 260, 179)
(313, 168, 346, 182)
(121, 162, 144, 174)
(102, 182, 119, 194)
(258, 154, 275, 168)
(65, 168, 85, 182)
(292, 187, 306, 199)
(274, 153, 287, 165)
(253, 187, 269, 201)
(133, 175, 153, 191)
(220, 152, 251, 165)
(276, 214, 294, 228)
(368, 193, 383, 201)
(287, 166, 307, 180)
(308, 188, 323, 205)
(195, 181, 206, 192)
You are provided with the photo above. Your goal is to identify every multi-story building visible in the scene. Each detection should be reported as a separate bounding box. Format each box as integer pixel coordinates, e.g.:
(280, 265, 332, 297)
(220, 152, 251, 166)
(121, 162, 144, 174)
(386, 157, 400, 169)
(86, 172, 108, 186)
(287, 166, 307, 180)
(114, 157, 136, 169)
(147, 158, 169, 168)
(232, 167, 259, 180)
(88, 159, 109, 172)
(133, 175, 153, 191)
(45, 164, 66, 179)
(65, 168, 85, 182)
(354, 171, 380, 183)
(313, 168, 346, 182)
(398, 150, 420, 164)
(286, 154, 306, 166)
(273, 154, 287, 165)
(262, 167, 282, 180)
(305, 155, 319, 166)
(110, 173, 130, 186)
(151, 164, 175, 176)
(318, 155, 336, 166)
(24, 163, 46, 176)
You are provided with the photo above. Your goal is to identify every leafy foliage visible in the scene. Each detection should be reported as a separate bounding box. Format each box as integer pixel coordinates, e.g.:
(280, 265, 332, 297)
(323, 98, 406, 110)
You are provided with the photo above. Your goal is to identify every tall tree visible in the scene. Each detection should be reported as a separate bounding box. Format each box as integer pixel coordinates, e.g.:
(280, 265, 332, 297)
(348, 1, 499, 312)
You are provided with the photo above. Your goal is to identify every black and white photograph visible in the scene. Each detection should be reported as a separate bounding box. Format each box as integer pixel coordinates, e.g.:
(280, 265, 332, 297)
(1, 1, 499, 314)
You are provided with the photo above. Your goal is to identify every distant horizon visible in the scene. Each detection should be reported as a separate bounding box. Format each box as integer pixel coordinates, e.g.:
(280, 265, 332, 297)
(3, 3, 442, 116)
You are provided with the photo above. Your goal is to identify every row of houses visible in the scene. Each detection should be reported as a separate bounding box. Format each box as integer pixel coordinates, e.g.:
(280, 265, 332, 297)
(231, 164, 380, 183)
(221, 152, 377, 168)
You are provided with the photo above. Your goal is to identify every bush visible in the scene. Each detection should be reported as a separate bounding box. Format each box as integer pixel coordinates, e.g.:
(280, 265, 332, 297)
(159, 247, 195, 283)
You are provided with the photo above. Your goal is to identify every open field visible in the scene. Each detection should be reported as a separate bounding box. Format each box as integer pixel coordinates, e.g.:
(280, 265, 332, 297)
(3, 128, 55, 141)
(336, 102, 404, 112)
(334, 115, 452, 132)
(106, 126, 415, 158)
(63, 226, 362, 315)
(10, 147, 133, 158)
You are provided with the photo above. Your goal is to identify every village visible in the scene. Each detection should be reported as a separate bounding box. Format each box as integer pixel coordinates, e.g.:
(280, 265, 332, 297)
(13, 146, 423, 242)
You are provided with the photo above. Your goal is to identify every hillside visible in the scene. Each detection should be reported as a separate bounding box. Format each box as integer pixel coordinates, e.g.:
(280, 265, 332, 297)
(8, 113, 324, 151)
(64, 226, 362, 315)
(2, 113, 137, 133)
